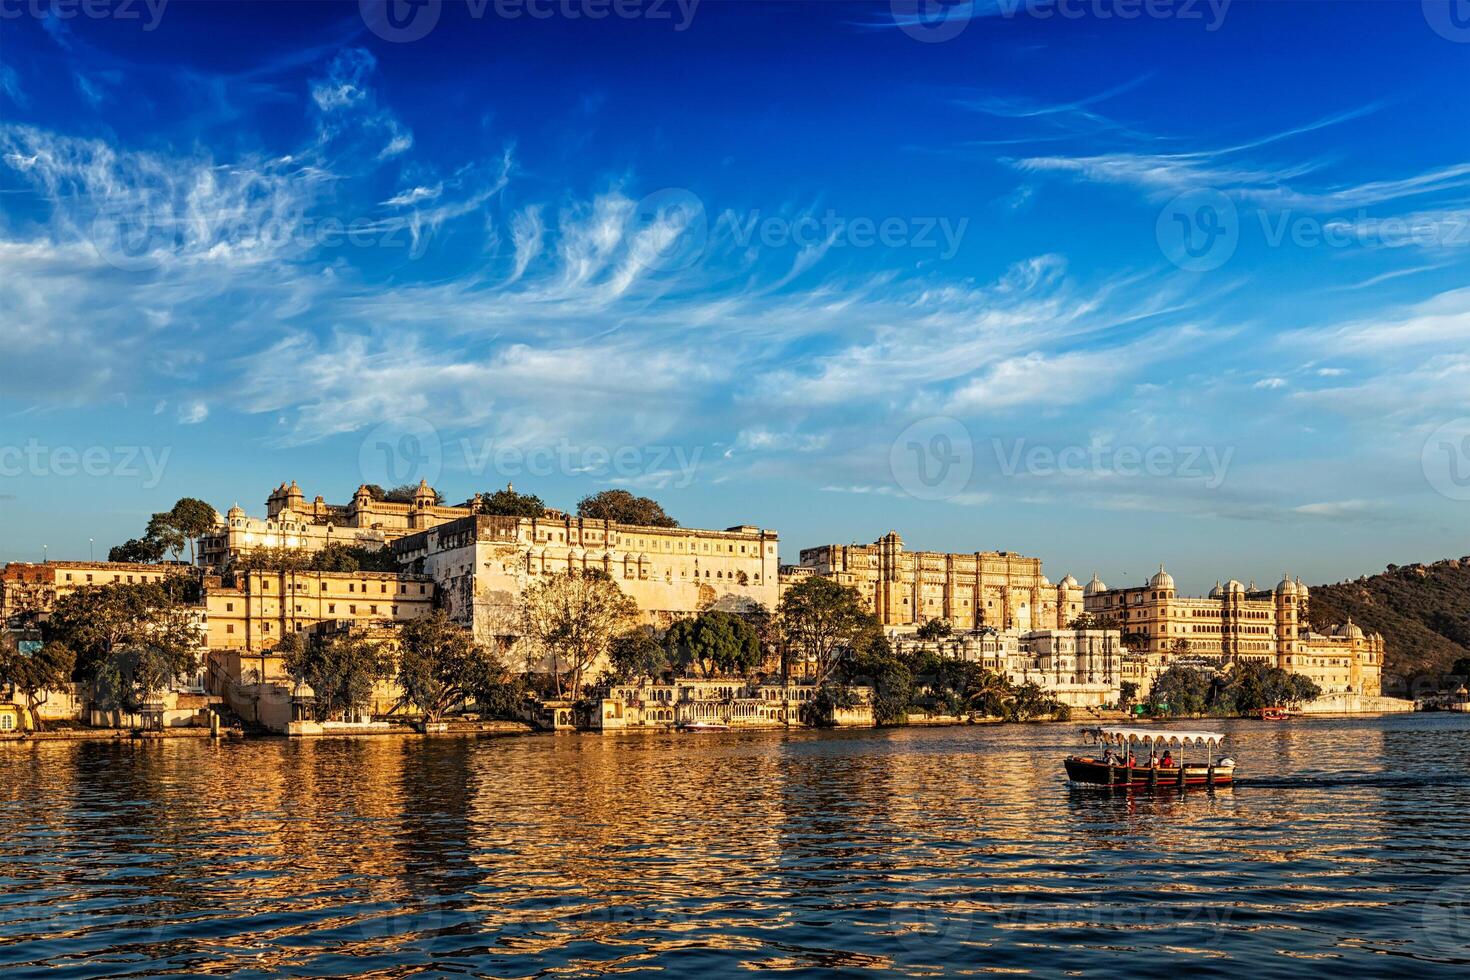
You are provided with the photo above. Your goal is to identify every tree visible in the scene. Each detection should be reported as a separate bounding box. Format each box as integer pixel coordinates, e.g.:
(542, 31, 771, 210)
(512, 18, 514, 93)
(609, 626, 670, 681)
(1145, 665, 1211, 717)
(383, 484, 445, 505)
(45, 581, 200, 711)
(478, 486, 547, 518)
(168, 498, 218, 564)
(915, 618, 952, 641)
(576, 489, 678, 527)
(396, 611, 507, 723)
(839, 630, 913, 725)
(0, 637, 75, 731)
(311, 543, 399, 573)
(282, 632, 393, 721)
(1068, 613, 1119, 631)
(145, 512, 186, 562)
(519, 571, 639, 699)
(777, 576, 876, 685)
(1118, 680, 1140, 706)
(665, 610, 762, 678)
(109, 538, 165, 564)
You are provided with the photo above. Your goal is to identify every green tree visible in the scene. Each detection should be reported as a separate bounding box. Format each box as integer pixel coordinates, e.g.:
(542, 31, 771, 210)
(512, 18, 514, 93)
(282, 632, 393, 721)
(0, 637, 75, 731)
(1118, 680, 1140, 706)
(383, 483, 445, 505)
(477, 486, 547, 518)
(1146, 665, 1212, 717)
(108, 538, 165, 564)
(576, 489, 678, 527)
(915, 618, 952, 641)
(519, 570, 639, 699)
(778, 576, 877, 685)
(665, 610, 762, 678)
(839, 630, 913, 725)
(45, 581, 201, 711)
(168, 498, 218, 564)
(1068, 613, 1119, 631)
(609, 626, 670, 681)
(396, 611, 506, 723)
(145, 512, 186, 562)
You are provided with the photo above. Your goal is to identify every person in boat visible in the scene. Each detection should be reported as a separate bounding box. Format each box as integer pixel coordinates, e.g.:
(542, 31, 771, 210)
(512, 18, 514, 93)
(1160, 750, 1174, 769)
(1102, 747, 1118, 766)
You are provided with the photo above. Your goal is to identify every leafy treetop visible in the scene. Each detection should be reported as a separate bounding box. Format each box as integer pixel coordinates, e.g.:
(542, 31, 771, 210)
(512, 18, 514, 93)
(577, 490, 678, 527)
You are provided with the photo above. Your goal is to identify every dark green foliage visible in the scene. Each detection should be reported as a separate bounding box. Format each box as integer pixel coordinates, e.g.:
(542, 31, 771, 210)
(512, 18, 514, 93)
(280, 631, 393, 721)
(396, 610, 509, 722)
(1145, 665, 1212, 717)
(1310, 558, 1470, 677)
(108, 538, 165, 564)
(609, 626, 670, 681)
(43, 581, 200, 710)
(666, 610, 762, 678)
(915, 618, 952, 641)
(778, 576, 876, 684)
(1144, 662, 1321, 717)
(477, 487, 547, 517)
(382, 483, 445, 505)
(576, 489, 678, 527)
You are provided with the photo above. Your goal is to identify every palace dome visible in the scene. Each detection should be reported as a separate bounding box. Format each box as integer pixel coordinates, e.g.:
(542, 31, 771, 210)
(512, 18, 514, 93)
(1276, 574, 1297, 595)
(1148, 564, 1175, 590)
(1224, 579, 1245, 594)
(1059, 574, 1080, 589)
(1083, 573, 1108, 596)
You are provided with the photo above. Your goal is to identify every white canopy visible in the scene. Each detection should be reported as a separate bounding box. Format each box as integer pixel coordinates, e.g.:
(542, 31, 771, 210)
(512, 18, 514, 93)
(1095, 727, 1225, 749)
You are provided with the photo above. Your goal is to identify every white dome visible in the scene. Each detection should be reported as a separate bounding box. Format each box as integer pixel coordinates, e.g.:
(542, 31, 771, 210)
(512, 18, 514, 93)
(1059, 574, 1080, 589)
(1148, 564, 1175, 590)
(1083, 573, 1108, 596)
(1209, 581, 1224, 598)
(1225, 579, 1245, 593)
(1276, 574, 1297, 595)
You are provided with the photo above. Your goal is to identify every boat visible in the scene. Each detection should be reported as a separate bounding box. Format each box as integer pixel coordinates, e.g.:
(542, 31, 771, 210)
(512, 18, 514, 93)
(1259, 706, 1290, 721)
(679, 722, 731, 732)
(1065, 727, 1235, 788)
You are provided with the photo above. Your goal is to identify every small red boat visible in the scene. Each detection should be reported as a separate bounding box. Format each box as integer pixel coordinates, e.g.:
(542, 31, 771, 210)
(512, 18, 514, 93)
(1259, 706, 1290, 721)
(1065, 727, 1235, 788)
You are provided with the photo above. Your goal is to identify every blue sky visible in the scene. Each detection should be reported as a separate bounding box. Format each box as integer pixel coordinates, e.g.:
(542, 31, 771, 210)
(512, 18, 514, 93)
(2, 0, 1469, 594)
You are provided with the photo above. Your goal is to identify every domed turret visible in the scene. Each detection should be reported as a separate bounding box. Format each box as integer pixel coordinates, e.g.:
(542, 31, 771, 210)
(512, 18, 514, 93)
(1344, 617, 1365, 640)
(1083, 572, 1108, 596)
(1225, 579, 1245, 594)
(1059, 573, 1080, 589)
(227, 503, 246, 521)
(1209, 580, 1224, 598)
(1148, 564, 1175, 591)
(1276, 573, 1297, 596)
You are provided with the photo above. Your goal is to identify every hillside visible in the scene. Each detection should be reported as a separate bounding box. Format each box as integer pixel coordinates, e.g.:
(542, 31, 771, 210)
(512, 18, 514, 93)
(1309, 557, 1470, 681)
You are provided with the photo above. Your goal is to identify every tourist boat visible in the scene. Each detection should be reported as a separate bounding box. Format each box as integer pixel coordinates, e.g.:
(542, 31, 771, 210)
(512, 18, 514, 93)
(1065, 727, 1235, 788)
(679, 721, 731, 732)
(1259, 706, 1291, 721)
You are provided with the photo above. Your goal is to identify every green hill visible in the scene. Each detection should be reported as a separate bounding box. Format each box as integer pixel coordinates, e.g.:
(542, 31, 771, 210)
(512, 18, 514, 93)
(1308, 557, 1470, 681)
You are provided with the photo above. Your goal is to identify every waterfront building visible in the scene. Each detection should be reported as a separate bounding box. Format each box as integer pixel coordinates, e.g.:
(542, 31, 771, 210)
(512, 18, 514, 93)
(392, 513, 780, 641)
(893, 627, 1124, 709)
(597, 679, 874, 730)
(198, 480, 477, 569)
(794, 531, 1083, 630)
(0, 560, 193, 624)
(1083, 567, 1382, 696)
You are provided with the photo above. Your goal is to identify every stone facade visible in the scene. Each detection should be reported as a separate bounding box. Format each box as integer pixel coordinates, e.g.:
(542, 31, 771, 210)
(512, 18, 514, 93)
(203, 568, 435, 653)
(392, 514, 780, 642)
(1083, 567, 1382, 697)
(795, 531, 1083, 630)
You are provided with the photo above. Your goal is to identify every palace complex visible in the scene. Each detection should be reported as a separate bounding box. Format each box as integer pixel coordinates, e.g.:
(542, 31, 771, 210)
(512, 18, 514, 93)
(0, 480, 1395, 730)
(1083, 566, 1383, 697)
(793, 531, 1084, 631)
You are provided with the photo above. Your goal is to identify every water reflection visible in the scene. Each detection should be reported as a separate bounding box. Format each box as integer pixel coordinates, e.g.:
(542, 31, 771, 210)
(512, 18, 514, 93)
(3, 714, 1469, 977)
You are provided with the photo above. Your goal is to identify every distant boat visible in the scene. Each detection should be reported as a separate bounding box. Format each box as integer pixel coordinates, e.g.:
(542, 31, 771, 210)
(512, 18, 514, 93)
(1066, 727, 1235, 788)
(1259, 706, 1291, 721)
(679, 722, 731, 732)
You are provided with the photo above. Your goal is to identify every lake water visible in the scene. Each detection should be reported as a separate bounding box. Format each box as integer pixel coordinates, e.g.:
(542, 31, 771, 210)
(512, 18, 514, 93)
(4, 713, 1469, 978)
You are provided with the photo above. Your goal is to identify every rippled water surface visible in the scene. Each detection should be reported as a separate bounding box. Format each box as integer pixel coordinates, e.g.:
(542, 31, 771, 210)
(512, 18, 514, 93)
(4, 714, 1470, 978)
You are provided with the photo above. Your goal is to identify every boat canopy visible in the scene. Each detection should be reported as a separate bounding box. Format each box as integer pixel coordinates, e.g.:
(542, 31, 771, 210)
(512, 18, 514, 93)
(1094, 727, 1225, 749)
